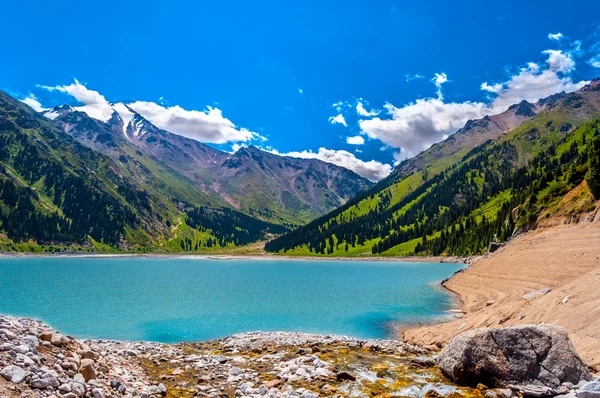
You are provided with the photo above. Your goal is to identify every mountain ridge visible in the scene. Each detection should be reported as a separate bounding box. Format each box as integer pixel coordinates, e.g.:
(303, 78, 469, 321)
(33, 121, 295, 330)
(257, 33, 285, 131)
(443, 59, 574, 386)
(265, 79, 600, 257)
(48, 102, 371, 225)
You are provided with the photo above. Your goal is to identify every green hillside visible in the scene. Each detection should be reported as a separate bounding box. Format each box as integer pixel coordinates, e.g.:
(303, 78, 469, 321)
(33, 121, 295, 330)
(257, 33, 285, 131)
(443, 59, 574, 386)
(266, 82, 600, 257)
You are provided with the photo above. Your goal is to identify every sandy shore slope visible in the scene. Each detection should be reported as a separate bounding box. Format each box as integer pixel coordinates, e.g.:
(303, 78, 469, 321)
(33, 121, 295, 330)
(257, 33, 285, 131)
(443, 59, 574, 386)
(404, 223, 600, 368)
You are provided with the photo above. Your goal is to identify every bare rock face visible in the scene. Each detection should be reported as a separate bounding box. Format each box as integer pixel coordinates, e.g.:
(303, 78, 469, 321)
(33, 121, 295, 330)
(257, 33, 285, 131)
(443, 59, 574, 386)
(437, 325, 592, 388)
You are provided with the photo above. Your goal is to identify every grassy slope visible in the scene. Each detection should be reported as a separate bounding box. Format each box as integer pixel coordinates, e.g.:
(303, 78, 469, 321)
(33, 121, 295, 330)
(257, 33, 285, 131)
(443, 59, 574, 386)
(271, 89, 600, 257)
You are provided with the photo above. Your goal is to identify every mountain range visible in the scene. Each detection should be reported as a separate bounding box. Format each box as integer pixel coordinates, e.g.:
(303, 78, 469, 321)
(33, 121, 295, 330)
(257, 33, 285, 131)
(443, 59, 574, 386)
(0, 91, 370, 252)
(266, 79, 600, 256)
(2, 78, 600, 255)
(45, 102, 372, 225)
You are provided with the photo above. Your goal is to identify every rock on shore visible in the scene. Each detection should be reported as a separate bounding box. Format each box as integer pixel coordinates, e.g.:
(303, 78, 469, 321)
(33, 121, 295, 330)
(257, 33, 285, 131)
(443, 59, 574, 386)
(437, 325, 592, 388)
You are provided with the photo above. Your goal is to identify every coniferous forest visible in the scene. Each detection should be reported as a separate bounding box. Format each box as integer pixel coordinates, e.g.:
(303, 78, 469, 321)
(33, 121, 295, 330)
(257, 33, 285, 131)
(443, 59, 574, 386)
(266, 90, 600, 257)
(186, 206, 289, 247)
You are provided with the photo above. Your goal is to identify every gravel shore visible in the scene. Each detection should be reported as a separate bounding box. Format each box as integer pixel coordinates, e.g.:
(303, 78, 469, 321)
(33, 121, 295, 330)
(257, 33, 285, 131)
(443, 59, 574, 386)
(0, 314, 487, 398)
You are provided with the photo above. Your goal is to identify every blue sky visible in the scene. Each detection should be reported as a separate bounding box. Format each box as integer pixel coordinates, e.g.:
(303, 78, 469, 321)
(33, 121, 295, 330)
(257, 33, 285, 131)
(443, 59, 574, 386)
(3, 0, 600, 181)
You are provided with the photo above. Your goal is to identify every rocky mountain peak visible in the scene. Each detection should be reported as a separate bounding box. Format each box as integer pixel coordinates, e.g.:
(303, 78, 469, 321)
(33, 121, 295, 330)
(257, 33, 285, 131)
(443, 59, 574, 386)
(509, 100, 536, 117)
(231, 145, 263, 159)
(42, 104, 75, 120)
(126, 112, 152, 139)
(537, 91, 566, 107)
(577, 78, 600, 93)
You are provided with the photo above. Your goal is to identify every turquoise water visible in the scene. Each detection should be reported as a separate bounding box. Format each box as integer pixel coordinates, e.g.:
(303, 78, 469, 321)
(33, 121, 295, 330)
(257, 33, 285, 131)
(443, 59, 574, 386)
(0, 257, 463, 343)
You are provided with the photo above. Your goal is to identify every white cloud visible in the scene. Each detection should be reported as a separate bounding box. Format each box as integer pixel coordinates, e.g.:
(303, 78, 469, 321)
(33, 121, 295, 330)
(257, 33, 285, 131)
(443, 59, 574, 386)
(356, 101, 379, 117)
(346, 135, 365, 145)
(548, 32, 563, 41)
(332, 100, 350, 113)
(328, 113, 347, 126)
(589, 55, 600, 68)
(432, 73, 448, 98)
(128, 101, 263, 144)
(268, 147, 392, 181)
(542, 49, 575, 73)
(298, 88, 303, 94)
(481, 51, 586, 110)
(41, 80, 262, 144)
(359, 98, 489, 159)
(432, 72, 448, 87)
(41, 79, 114, 121)
(20, 94, 46, 112)
(405, 74, 425, 82)
(359, 48, 588, 159)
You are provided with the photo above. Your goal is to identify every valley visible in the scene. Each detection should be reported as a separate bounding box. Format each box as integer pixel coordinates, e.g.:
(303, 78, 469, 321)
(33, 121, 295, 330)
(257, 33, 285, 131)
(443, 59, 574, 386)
(3, 4, 600, 398)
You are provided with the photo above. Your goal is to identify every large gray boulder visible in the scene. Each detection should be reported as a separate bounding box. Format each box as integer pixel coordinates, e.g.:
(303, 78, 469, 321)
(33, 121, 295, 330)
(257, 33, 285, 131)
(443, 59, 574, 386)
(437, 325, 591, 388)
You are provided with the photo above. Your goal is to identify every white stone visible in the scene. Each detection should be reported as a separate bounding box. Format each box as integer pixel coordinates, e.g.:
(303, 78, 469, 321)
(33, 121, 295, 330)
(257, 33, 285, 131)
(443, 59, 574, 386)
(72, 382, 86, 397)
(13, 345, 30, 354)
(522, 287, 551, 300)
(0, 365, 27, 383)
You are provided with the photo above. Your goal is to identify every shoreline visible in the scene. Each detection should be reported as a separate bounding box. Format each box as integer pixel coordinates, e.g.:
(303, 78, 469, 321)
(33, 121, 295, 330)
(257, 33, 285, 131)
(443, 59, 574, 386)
(397, 270, 468, 344)
(0, 251, 473, 264)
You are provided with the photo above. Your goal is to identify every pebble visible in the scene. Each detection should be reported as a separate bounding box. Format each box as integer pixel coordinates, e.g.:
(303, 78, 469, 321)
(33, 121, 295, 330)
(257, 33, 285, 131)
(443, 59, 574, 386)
(91, 388, 105, 398)
(71, 382, 86, 396)
(577, 381, 600, 398)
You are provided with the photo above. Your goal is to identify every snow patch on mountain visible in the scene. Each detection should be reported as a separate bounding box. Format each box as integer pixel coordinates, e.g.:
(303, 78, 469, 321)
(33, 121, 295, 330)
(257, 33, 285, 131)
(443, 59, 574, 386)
(131, 117, 148, 138)
(111, 103, 136, 139)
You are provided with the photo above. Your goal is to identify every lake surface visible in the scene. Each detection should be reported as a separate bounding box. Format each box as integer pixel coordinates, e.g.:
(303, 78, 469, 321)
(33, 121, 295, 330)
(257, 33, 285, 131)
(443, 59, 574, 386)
(0, 257, 464, 343)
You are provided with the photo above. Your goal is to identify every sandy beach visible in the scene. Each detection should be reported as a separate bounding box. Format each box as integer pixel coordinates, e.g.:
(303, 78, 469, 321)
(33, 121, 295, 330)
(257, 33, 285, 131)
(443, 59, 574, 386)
(403, 222, 600, 369)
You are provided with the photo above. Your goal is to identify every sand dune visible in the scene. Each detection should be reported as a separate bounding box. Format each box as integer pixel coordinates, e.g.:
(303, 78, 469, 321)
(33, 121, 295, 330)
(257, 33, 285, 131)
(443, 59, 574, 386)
(404, 223, 600, 368)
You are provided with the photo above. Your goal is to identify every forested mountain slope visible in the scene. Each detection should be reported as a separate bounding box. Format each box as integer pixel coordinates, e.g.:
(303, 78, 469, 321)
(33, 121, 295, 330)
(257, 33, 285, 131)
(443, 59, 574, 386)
(266, 79, 600, 257)
(0, 91, 150, 249)
(0, 91, 286, 252)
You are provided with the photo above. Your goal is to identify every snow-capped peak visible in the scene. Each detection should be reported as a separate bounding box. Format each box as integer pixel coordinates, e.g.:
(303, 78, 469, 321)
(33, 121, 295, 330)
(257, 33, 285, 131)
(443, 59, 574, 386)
(42, 101, 154, 141)
(42, 105, 75, 120)
(129, 114, 149, 138)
